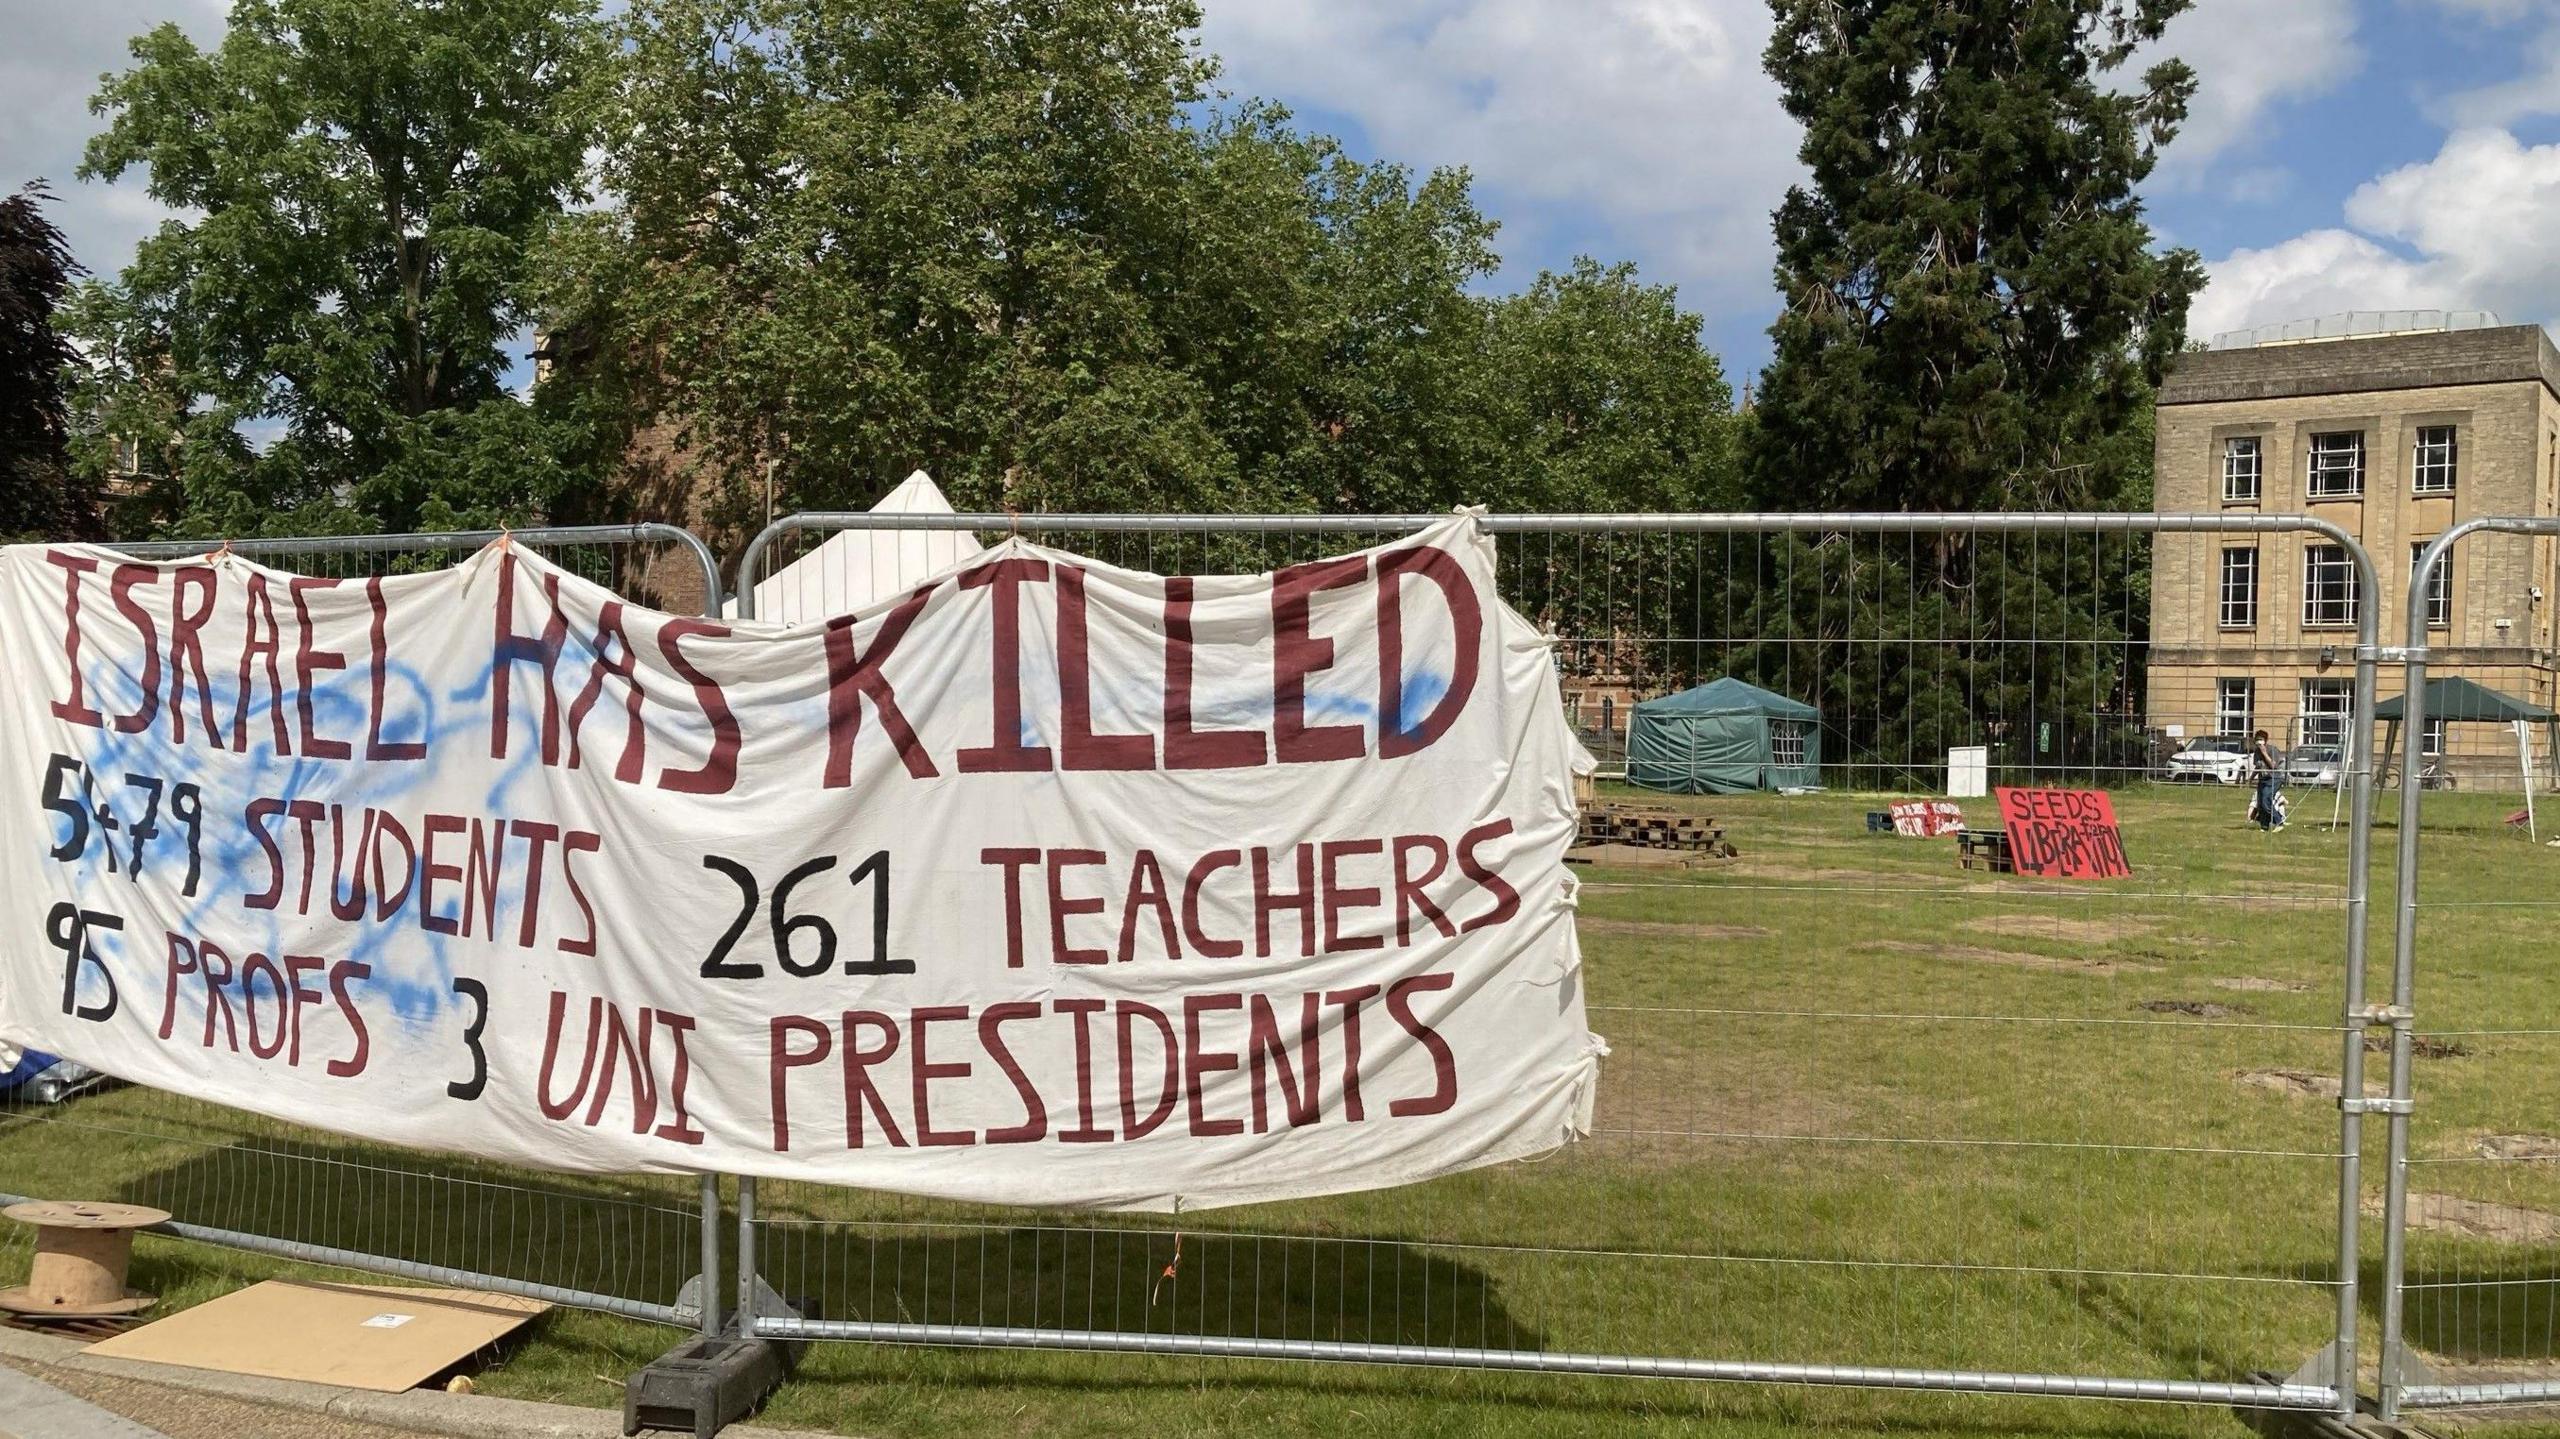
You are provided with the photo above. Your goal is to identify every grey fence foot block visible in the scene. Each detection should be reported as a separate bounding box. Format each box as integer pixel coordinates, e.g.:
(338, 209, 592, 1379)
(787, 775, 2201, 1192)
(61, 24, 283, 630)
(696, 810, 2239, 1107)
(622, 1334, 789, 1439)
(624, 1282, 810, 1439)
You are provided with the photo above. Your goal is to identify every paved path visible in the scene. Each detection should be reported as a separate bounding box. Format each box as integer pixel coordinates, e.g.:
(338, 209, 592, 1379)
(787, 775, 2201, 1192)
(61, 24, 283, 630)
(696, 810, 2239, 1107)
(0, 1358, 419, 1439)
(0, 1358, 172, 1439)
(0, 1322, 823, 1438)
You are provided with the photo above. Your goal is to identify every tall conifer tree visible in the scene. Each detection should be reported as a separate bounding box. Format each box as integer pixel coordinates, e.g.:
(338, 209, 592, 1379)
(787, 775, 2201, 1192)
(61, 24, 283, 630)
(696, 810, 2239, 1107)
(1751, 0, 2203, 515)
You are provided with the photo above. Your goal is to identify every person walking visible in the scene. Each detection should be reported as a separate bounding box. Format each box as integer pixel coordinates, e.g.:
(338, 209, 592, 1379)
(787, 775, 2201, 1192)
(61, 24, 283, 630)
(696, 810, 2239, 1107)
(2251, 729, 2285, 832)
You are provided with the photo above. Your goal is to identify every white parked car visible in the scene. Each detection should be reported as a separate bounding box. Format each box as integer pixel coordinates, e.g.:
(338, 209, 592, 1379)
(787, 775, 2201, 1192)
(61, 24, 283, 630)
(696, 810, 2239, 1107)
(2284, 744, 2343, 786)
(2168, 735, 2252, 784)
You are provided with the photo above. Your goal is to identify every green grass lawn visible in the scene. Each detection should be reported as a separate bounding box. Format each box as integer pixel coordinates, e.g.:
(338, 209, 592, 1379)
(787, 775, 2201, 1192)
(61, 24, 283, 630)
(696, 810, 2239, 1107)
(10, 781, 2560, 1437)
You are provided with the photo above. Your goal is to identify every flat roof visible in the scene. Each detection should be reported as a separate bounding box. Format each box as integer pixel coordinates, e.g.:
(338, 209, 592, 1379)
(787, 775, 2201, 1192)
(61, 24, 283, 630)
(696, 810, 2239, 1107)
(2159, 323, 2560, 406)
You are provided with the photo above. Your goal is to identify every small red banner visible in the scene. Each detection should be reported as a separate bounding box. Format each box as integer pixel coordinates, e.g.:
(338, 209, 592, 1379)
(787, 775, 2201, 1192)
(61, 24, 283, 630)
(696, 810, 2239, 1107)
(1993, 787, 2130, 879)
(1887, 801, 1965, 838)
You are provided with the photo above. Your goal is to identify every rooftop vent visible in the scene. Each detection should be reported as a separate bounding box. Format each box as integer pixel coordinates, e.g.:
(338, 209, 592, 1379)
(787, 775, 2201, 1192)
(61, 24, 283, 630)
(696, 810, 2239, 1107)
(2209, 309, 2501, 351)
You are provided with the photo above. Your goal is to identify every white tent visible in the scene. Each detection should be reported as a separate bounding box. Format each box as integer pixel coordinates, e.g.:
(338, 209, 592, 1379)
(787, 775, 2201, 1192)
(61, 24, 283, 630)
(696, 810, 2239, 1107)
(743, 470, 983, 623)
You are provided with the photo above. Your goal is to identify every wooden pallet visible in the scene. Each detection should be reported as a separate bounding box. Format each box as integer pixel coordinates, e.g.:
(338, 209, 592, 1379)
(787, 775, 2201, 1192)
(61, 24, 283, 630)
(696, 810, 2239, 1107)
(1577, 803, 1733, 854)
(1957, 829, 2014, 873)
(0, 1310, 148, 1340)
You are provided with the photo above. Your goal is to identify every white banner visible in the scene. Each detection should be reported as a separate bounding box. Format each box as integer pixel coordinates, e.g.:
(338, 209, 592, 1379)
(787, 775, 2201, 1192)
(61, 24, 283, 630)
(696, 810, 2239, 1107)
(0, 517, 1601, 1211)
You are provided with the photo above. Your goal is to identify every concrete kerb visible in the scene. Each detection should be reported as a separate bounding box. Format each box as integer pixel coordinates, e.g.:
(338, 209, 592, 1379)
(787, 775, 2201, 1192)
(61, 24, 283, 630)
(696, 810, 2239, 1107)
(0, 1324, 827, 1439)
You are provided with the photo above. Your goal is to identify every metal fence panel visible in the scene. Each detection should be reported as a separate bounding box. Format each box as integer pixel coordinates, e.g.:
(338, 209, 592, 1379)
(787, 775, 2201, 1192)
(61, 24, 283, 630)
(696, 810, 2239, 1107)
(0, 1096, 707, 1327)
(0, 511, 2402, 1415)
(99, 522, 725, 617)
(2381, 518, 2560, 1416)
(0, 522, 727, 1331)
(730, 509, 2382, 1418)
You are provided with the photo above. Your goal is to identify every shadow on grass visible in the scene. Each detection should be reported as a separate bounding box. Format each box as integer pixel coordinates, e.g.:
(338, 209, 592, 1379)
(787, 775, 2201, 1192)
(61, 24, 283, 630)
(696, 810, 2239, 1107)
(2359, 1252, 2560, 1365)
(753, 1215, 1541, 1352)
(2057, 1270, 2321, 1387)
(4, 1097, 2297, 1435)
(7, 1109, 1554, 1371)
(770, 1339, 2238, 1439)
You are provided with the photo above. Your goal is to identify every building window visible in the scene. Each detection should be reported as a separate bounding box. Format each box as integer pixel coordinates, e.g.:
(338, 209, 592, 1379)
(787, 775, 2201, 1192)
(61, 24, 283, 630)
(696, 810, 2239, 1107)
(2299, 679, 2353, 749)
(2223, 437, 2263, 503)
(2216, 678, 2254, 738)
(2410, 542, 2451, 629)
(1771, 720, 1807, 768)
(2307, 431, 2365, 498)
(2413, 426, 2458, 494)
(2420, 716, 2447, 759)
(2303, 544, 2360, 627)
(2219, 547, 2259, 628)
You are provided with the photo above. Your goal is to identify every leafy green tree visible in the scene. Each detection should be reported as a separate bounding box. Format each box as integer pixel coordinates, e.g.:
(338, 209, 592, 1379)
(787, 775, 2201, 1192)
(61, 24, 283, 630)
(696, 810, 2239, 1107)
(0, 181, 94, 540)
(69, 0, 606, 536)
(1475, 259, 1739, 515)
(544, 0, 1246, 527)
(543, 0, 1740, 549)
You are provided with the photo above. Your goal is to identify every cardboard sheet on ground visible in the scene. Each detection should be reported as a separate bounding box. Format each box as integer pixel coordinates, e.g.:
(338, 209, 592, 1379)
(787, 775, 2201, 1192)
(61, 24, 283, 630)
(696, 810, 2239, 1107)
(84, 1280, 545, 1391)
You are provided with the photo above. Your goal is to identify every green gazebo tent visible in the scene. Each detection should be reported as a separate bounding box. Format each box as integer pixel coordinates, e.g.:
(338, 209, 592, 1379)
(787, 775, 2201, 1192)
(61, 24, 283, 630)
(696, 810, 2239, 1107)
(1626, 677, 1822, 795)
(2373, 676, 2556, 791)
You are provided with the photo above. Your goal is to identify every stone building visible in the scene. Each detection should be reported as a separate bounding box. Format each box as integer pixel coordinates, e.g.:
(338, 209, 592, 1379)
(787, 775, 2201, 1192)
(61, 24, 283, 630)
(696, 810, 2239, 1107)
(2149, 315, 2560, 782)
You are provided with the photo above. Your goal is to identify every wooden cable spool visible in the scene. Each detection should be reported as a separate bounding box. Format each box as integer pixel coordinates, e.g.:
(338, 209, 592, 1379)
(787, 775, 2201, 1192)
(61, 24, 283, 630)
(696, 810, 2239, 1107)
(0, 1200, 167, 1318)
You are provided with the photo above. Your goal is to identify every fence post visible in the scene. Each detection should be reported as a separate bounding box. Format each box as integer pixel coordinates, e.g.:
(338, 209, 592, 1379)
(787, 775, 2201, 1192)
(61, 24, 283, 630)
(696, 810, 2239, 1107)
(736, 1175, 759, 1337)
(2376, 530, 2462, 1421)
(699, 1172, 723, 1337)
(2325, 537, 2384, 1418)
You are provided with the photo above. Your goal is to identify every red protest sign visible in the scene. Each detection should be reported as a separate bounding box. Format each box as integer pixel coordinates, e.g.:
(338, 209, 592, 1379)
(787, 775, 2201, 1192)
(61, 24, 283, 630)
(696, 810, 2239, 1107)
(1993, 787, 2130, 879)
(1887, 800, 1965, 838)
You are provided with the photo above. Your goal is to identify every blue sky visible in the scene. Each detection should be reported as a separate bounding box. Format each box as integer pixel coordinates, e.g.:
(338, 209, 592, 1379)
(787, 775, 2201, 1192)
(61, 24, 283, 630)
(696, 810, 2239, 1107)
(12, 0, 2560, 394)
(1196, 0, 2560, 383)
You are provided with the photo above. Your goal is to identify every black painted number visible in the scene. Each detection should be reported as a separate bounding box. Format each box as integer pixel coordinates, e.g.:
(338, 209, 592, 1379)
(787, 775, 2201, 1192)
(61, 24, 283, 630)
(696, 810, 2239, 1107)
(697, 851, 912, 980)
(45, 901, 123, 1023)
(698, 857, 764, 980)
(771, 856, 838, 977)
(448, 978, 489, 1102)
(37, 754, 203, 896)
(843, 850, 910, 976)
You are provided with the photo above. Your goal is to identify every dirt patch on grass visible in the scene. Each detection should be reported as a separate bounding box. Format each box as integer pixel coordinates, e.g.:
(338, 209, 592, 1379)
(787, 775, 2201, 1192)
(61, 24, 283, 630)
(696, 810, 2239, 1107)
(2477, 1134, 2560, 1163)
(1584, 1039, 1869, 1172)
(1853, 939, 2160, 976)
(1964, 914, 2157, 943)
(2362, 1034, 2471, 1059)
(2211, 977, 2309, 993)
(1577, 917, 1773, 942)
(2136, 999, 2250, 1018)
(2360, 1191, 2560, 1244)
(1722, 862, 1960, 887)
(1568, 843, 1731, 870)
(2231, 1068, 2387, 1101)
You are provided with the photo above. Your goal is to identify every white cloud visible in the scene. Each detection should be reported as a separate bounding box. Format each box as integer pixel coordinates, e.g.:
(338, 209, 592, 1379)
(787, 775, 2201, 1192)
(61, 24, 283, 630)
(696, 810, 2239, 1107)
(2190, 231, 2441, 340)
(1195, 0, 1799, 326)
(2430, 25, 2560, 128)
(2192, 128, 2560, 340)
(2141, 0, 2361, 176)
(0, 1, 228, 280)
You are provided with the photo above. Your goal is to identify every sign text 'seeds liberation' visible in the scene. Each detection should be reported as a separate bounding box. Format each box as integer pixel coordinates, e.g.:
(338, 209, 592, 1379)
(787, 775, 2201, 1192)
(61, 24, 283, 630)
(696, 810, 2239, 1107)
(1994, 786, 2131, 880)
(0, 517, 1602, 1211)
